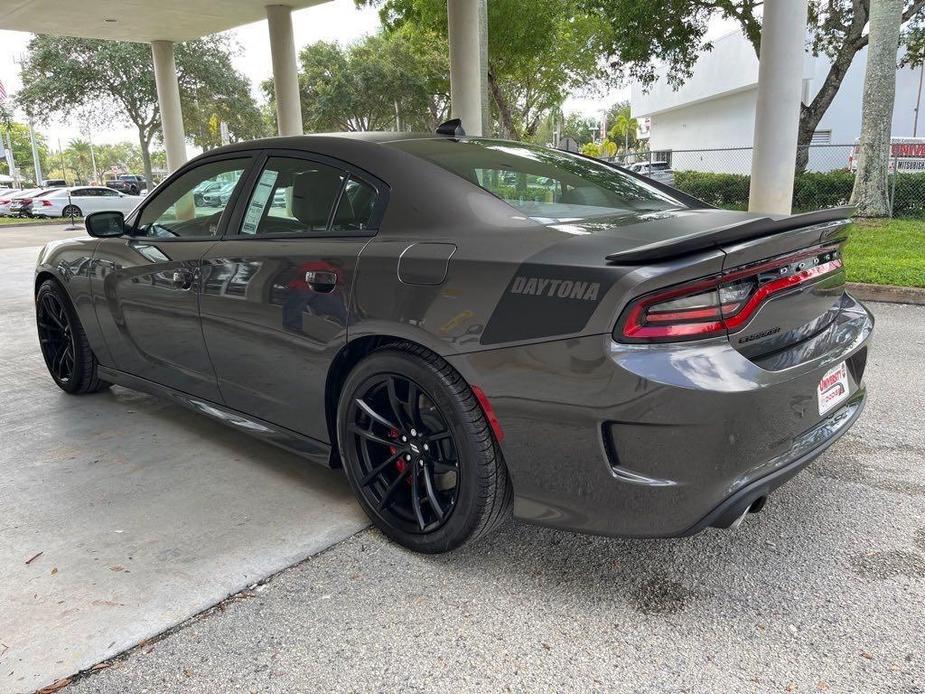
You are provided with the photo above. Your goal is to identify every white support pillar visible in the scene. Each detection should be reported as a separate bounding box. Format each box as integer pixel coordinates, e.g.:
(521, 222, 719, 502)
(447, 0, 485, 136)
(151, 40, 187, 172)
(267, 4, 303, 136)
(748, 0, 809, 215)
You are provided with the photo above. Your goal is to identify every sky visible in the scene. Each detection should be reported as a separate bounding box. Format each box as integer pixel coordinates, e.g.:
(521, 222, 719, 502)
(0, 0, 738, 152)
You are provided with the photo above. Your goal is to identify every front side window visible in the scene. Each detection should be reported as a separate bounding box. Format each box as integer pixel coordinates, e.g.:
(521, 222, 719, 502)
(388, 138, 684, 223)
(238, 157, 377, 236)
(136, 158, 249, 239)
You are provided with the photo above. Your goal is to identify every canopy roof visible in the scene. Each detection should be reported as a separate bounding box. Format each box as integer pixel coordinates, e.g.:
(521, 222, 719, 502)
(0, 0, 327, 42)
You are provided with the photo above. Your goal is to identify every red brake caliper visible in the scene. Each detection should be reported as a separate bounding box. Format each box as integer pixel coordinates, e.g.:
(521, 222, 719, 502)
(389, 428, 406, 475)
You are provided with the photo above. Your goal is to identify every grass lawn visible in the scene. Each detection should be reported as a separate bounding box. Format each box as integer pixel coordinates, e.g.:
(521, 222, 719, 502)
(0, 216, 70, 227)
(844, 218, 925, 288)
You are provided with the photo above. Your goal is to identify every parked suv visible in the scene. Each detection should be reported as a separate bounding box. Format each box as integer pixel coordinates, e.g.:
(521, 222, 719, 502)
(104, 174, 146, 195)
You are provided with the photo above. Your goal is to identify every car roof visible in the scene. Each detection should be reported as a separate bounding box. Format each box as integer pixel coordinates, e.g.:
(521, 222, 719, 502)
(212, 132, 450, 155)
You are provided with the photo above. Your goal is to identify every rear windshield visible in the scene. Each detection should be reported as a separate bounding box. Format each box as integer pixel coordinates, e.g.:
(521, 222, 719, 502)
(387, 138, 684, 222)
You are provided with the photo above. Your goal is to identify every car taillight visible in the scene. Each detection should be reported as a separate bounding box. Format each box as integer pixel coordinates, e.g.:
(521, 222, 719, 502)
(40, 200, 53, 207)
(616, 247, 843, 343)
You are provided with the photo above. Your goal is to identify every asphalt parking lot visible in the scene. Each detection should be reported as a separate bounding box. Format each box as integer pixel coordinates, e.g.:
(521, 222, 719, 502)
(2, 224, 924, 693)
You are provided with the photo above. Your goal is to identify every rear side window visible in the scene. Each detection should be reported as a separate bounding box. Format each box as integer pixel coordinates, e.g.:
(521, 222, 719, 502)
(239, 157, 377, 235)
(331, 178, 377, 232)
(388, 138, 683, 223)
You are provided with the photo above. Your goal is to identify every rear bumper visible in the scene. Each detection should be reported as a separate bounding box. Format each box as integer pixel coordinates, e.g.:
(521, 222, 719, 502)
(446, 293, 874, 538)
(678, 393, 864, 535)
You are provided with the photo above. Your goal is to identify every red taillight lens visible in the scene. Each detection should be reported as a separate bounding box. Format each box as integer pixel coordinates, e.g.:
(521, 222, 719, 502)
(616, 247, 843, 343)
(40, 200, 53, 207)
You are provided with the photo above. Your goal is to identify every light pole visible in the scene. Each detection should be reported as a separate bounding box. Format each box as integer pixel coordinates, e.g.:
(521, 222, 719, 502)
(914, 62, 924, 137)
(28, 120, 42, 185)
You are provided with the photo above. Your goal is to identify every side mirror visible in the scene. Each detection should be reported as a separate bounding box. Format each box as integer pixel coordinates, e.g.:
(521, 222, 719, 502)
(85, 210, 126, 238)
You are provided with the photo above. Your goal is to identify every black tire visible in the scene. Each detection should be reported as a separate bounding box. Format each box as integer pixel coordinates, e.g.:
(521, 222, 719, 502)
(62, 205, 82, 218)
(337, 343, 512, 553)
(129, 186, 138, 195)
(36, 279, 110, 394)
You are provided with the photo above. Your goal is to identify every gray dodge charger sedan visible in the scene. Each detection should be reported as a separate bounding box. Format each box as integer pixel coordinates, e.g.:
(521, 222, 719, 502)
(34, 124, 872, 553)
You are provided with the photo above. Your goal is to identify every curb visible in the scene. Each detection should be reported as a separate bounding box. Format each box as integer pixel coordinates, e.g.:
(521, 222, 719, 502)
(846, 282, 925, 306)
(0, 220, 79, 229)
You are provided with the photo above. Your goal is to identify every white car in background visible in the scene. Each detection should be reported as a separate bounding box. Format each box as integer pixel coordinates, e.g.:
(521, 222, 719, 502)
(627, 161, 675, 186)
(30, 186, 140, 219)
(0, 188, 30, 216)
(4, 188, 51, 216)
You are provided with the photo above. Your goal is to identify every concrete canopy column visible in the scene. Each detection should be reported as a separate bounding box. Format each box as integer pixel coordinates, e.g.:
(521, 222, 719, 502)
(748, 0, 809, 214)
(447, 0, 486, 136)
(151, 40, 187, 172)
(266, 4, 303, 136)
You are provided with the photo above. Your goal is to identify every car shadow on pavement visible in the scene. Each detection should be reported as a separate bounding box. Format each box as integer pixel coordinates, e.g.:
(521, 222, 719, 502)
(83, 384, 352, 493)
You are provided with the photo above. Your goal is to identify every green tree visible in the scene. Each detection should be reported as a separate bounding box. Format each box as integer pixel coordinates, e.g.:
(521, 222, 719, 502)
(0, 111, 48, 185)
(606, 102, 638, 153)
(18, 34, 262, 188)
(267, 28, 450, 133)
(94, 142, 145, 178)
(180, 39, 267, 149)
(358, 0, 614, 139)
(559, 112, 600, 146)
(582, 0, 925, 169)
(65, 138, 95, 183)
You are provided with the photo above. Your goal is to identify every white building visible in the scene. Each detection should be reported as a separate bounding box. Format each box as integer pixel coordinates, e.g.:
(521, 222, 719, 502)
(631, 29, 924, 173)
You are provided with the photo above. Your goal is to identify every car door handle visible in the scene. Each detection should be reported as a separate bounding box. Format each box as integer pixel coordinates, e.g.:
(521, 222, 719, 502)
(305, 270, 337, 293)
(171, 269, 194, 290)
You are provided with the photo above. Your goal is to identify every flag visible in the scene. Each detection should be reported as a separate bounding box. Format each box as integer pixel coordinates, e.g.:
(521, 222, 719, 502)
(0, 79, 7, 102)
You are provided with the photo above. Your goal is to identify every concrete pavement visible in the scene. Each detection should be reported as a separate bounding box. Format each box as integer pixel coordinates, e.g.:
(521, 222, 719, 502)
(0, 225, 368, 694)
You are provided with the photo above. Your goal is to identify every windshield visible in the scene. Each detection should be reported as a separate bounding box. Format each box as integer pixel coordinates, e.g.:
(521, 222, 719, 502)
(387, 138, 684, 222)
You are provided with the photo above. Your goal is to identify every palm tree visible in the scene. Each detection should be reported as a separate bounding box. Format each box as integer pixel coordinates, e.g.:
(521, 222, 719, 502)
(608, 104, 638, 153)
(67, 138, 94, 184)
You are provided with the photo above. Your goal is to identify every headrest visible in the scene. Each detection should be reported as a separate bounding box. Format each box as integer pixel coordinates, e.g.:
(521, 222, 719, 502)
(291, 170, 345, 229)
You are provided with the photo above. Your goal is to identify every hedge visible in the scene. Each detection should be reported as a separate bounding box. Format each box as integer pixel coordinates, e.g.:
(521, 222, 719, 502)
(672, 170, 925, 216)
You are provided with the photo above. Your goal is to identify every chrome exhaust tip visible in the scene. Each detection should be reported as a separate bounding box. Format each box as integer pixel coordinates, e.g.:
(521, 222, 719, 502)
(728, 506, 751, 529)
(728, 496, 768, 529)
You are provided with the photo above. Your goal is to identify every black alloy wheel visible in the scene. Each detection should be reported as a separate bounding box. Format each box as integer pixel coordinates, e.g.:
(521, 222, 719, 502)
(338, 345, 512, 553)
(35, 279, 110, 394)
(347, 373, 460, 534)
(37, 290, 76, 386)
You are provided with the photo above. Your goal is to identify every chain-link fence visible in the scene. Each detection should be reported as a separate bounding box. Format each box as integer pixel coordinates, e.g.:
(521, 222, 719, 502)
(605, 144, 925, 217)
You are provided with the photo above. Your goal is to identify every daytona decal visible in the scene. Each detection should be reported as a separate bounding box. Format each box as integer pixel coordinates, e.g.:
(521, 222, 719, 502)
(480, 264, 616, 345)
(509, 276, 601, 301)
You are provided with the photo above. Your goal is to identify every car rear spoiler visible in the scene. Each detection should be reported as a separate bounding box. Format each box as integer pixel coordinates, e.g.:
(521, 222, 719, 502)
(605, 206, 855, 264)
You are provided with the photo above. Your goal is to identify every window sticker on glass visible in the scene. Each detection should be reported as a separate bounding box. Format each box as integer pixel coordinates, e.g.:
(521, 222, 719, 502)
(241, 169, 279, 234)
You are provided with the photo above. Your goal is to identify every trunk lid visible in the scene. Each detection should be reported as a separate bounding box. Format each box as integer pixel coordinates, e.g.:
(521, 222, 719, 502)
(599, 207, 853, 359)
(718, 215, 849, 359)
